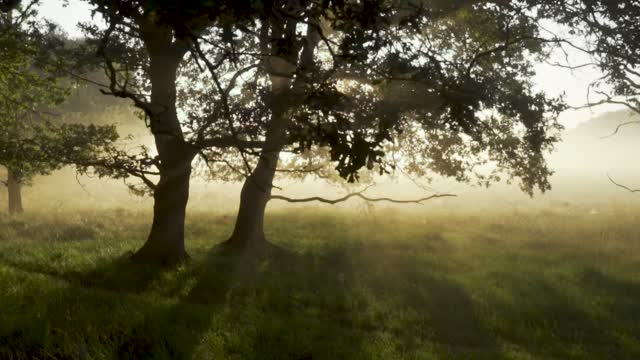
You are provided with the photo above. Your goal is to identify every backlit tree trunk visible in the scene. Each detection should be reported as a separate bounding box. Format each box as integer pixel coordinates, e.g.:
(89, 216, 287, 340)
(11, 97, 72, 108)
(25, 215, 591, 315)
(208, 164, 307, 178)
(130, 22, 194, 265)
(131, 136, 195, 265)
(7, 168, 23, 215)
(226, 21, 320, 250)
(226, 145, 280, 249)
(225, 72, 290, 249)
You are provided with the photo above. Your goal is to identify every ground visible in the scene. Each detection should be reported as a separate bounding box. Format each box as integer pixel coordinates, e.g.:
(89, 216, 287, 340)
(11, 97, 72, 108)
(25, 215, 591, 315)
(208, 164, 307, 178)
(0, 206, 638, 359)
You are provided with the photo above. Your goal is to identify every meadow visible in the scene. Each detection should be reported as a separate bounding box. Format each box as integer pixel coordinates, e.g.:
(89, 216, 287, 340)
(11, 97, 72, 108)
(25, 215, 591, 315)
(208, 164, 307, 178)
(0, 206, 639, 359)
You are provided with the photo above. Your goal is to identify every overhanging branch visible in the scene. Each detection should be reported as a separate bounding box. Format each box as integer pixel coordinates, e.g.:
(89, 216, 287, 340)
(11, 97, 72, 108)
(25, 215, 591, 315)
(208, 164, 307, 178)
(271, 186, 456, 205)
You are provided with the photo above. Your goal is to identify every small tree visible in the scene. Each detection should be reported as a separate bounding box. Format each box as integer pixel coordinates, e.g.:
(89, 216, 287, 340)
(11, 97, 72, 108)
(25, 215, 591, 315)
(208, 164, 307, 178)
(0, 1, 119, 214)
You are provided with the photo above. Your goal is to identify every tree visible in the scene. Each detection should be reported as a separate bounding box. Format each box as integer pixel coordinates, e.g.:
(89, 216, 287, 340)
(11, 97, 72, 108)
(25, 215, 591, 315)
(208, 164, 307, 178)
(0, 1, 118, 214)
(79, 0, 263, 264)
(174, 0, 566, 249)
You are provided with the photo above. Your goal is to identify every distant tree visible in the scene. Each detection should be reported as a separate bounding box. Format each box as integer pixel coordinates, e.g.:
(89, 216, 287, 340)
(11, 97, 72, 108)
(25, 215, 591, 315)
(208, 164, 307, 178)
(538, 1, 639, 111)
(0, 120, 118, 214)
(536, 0, 640, 190)
(0, 1, 119, 214)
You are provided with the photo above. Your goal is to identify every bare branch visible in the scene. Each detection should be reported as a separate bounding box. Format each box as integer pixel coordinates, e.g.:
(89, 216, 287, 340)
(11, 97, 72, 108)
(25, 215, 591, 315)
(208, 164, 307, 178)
(275, 166, 324, 174)
(600, 121, 640, 139)
(96, 16, 153, 115)
(544, 60, 596, 71)
(607, 174, 640, 193)
(271, 186, 456, 205)
(196, 136, 265, 150)
(572, 89, 640, 114)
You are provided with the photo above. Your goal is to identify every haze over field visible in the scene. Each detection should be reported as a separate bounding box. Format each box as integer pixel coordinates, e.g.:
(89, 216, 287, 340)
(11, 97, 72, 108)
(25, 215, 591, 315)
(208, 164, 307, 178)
(2, 108, 637, 213)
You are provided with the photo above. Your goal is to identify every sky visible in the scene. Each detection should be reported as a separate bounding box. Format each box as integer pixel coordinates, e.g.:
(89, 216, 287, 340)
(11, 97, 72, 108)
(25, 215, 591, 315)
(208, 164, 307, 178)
(38, 0, 626, 129)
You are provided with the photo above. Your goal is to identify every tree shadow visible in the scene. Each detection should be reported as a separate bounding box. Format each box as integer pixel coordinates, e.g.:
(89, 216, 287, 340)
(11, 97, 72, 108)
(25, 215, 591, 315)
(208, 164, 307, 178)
(485, 269, 640, 358)
(0, 251, 167, 294)
(579, 268, 640, 336)
(14, 230, 638, 359)
(157, 237, 507, 360)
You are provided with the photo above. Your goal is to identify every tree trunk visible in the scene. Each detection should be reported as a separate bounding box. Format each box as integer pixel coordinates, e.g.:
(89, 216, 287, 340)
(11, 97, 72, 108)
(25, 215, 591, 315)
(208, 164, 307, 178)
(7, 169, 23, 215)
(130, 137, 195, 265)
(225, 89, 289, 250)
(129, 24, 193, 266)
(225, 22, 321, 250)
(226, 151, 278, 250)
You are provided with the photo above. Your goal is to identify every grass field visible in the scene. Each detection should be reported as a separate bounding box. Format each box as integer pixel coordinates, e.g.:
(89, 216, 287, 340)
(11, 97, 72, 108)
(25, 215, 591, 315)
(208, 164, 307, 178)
(0, 206, 639, 359)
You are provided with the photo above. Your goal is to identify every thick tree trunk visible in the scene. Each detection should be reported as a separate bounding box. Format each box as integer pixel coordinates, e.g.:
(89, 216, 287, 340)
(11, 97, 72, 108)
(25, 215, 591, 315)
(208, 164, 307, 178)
(7, 169, 23, 215)
(129, 24, 193, 266)
(130, 137, 195, 265)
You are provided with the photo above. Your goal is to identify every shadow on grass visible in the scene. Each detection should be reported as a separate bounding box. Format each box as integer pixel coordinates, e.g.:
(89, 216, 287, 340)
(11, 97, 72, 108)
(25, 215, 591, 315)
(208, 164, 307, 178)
(11, 235, 640, 359)
(156, 239, 508, 360)
(0, 236, 508, 359)
(486, 269, 640, 359)
(0, 252, 165, 294)
(580, 268, 640, 335)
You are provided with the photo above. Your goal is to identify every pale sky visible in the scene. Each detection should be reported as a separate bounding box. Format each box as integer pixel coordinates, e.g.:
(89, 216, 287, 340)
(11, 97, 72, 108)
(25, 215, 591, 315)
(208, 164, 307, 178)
(38, 0, 626, 129)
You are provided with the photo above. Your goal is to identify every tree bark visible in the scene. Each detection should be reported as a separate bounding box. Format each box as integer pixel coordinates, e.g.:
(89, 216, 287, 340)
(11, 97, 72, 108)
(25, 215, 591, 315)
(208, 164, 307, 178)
(7, 168, 23, 215)
(225, 84, 289, 250)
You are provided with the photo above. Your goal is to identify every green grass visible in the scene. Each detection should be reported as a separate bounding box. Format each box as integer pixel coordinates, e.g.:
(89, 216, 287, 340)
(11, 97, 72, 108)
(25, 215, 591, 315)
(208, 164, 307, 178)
(0, 207, 639, 359)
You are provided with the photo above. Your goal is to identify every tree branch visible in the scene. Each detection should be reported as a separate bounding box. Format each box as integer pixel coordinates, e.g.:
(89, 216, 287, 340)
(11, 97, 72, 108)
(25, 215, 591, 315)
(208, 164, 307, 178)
(196, 136, 265, 149)
(600, 121, 640, 139)
(271, 186, 456, 205)
(607, 174, 640, 193)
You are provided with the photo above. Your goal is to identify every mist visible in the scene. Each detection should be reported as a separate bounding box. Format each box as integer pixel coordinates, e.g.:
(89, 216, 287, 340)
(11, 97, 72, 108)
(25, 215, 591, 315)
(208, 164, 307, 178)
(4, 108, 638, 215)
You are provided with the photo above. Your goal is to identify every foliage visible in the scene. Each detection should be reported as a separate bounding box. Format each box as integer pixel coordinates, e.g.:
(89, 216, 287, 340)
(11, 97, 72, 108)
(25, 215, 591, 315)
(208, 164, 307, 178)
(0, 119, 119, 185)
(78, 1, 568, 197)
(0, 1, 121, 188)
(537, 0, 640, 112)
(0, 2, 68, 118)
(177, 0, 566, 194)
